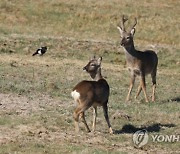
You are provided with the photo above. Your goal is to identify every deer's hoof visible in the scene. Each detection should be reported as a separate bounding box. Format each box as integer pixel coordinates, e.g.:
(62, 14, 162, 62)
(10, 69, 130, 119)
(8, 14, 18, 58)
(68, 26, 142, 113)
(109, 127, 114, 134)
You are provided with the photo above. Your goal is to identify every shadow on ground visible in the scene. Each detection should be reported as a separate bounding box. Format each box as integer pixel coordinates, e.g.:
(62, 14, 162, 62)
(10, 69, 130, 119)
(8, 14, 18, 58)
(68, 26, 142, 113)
(114, 123, 176, 134)
(160, 96, 180, 103)
(169, 97, 180, 102)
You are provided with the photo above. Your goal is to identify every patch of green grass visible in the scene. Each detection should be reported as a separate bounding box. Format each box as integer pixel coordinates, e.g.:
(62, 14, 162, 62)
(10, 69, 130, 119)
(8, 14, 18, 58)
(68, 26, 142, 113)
(0, 142, 68, 154)
(0, 114, 29, 126)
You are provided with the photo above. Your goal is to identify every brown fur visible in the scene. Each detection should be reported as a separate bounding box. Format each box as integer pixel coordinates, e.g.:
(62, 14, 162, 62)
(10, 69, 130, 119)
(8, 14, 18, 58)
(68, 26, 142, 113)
(71, 57, 113, 133)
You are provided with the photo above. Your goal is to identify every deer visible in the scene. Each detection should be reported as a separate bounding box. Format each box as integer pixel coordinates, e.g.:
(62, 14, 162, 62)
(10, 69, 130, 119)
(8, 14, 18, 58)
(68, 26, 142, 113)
(71, 56, 113, 134)
(117, 15, 158, 102)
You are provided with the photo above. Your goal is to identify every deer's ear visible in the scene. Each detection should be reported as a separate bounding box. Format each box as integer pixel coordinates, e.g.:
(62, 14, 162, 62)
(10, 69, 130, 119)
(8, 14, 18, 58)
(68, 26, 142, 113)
(130, 28, 135, 36)
(97, 57, 102, 65)
(117, 26, 123, 36)
(90, 55, 96, 60)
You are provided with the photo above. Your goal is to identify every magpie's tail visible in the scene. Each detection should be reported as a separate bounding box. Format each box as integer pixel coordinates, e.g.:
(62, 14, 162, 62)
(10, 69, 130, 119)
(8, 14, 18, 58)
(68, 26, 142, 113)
(32, 52, 37, 56)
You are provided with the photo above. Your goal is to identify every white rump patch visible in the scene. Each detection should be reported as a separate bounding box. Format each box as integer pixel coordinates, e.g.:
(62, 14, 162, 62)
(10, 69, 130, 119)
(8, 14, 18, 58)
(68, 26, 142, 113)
(71, 90, 80, 101)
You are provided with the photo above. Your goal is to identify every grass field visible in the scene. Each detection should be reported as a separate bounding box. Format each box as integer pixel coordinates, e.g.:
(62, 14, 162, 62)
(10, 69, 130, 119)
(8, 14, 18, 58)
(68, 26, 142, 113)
(0, 0, 180, 153)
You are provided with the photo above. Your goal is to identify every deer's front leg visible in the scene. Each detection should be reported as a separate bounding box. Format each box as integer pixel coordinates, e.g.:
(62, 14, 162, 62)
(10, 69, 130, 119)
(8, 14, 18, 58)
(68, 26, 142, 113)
(151, 69, 157, 102)
(126, 74, 135, 102)
(103, 104, 113, 134)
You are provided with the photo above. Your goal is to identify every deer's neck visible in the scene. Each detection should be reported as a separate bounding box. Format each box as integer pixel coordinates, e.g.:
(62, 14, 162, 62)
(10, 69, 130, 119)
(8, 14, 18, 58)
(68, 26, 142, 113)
(90, 68, 103, 81)
(124, 41, 139, 58)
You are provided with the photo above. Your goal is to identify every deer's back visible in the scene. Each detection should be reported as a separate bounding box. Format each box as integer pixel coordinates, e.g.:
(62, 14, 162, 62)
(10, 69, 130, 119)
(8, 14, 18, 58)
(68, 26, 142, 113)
(72, 79, 109, 105)
(127, 50, 158, 75)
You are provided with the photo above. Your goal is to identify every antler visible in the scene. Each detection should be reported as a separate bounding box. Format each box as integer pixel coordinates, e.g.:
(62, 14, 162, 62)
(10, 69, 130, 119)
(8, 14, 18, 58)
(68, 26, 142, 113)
(131, 17, 137, 30)
(118, 15, 128, 31)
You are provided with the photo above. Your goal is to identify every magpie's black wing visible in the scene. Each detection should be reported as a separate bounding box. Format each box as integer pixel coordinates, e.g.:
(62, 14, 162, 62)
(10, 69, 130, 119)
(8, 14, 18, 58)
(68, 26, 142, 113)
(32, 48, 41, 56)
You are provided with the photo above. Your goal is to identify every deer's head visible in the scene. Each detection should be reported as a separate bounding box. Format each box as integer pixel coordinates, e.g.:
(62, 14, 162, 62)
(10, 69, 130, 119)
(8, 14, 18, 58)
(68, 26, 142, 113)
(83, 56, 102, 79)
(117, 15, 137, 47)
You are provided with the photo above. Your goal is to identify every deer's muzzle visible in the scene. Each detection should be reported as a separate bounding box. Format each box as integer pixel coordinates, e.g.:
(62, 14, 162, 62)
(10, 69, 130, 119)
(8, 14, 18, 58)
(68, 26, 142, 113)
(83, 66, 87, 71)
(120, 41, 125, 46)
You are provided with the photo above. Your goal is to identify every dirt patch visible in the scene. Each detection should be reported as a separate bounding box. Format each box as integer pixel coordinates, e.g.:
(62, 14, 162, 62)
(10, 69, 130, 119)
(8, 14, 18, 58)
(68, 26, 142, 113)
(0, 93, 176, 153)
(0, 93, 63, 115)
(0, 93, 58, 144)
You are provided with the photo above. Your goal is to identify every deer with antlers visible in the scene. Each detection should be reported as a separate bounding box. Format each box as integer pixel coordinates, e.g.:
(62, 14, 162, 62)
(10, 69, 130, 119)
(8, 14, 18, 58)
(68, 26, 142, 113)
(71, 56, 113, 133)
(117, 15, 158, 102)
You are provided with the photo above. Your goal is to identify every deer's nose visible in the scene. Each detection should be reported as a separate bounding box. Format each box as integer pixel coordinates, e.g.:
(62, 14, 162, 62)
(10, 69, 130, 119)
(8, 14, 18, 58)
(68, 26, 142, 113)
(120, 41, 124, 46)
(120, 39, 126, 46)
(83, 66, 87, 71)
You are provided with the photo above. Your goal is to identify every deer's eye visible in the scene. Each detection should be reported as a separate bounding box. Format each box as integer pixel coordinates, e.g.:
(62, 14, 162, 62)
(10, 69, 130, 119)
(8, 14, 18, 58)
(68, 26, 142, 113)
(126, 36, 130, 40)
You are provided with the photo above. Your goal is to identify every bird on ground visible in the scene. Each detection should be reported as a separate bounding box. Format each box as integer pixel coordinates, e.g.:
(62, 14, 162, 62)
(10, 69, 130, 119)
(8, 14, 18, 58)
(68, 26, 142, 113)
(32, 46, 47, 56)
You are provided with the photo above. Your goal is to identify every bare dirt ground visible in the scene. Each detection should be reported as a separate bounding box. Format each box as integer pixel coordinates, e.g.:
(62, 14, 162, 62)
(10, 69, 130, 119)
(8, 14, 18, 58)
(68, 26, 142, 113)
(0, 93, 178, 154)
(0, 93, 60, 143)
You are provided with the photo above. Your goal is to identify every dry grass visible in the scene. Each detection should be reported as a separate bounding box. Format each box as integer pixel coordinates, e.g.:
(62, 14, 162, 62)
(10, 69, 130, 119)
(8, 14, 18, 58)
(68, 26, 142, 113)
(0, 0, 180, 153)
(0, 0, 180, 45)
(0, 34, 180, 153)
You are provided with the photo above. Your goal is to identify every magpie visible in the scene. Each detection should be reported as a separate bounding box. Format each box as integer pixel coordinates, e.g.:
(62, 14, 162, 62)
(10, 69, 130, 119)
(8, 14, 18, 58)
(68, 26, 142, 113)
(32, 46, 47, 56)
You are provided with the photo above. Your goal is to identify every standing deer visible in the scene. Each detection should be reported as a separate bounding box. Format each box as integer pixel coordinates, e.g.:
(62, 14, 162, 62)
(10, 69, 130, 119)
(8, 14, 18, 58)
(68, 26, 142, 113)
(117, 15, 158, 102)
(71, 56, 113, 134)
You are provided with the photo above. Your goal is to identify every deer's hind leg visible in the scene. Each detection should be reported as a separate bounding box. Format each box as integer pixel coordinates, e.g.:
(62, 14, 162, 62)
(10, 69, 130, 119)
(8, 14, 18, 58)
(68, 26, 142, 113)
(140, 74, 149, 102)
(73, 106, 81, 133)
(79, 112, 91, 132)
(74, 102, 91, 133)
(151, 68, 157, 102)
